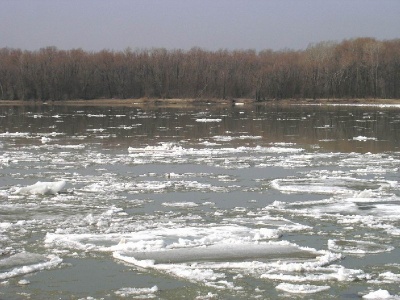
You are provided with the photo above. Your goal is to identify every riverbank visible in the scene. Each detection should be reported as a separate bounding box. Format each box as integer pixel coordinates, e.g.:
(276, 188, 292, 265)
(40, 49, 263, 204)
(1, 98, 400, 107)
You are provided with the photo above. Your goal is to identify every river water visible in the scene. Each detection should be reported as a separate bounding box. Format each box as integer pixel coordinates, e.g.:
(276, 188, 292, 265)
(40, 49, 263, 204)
(0, 103, 400, 299)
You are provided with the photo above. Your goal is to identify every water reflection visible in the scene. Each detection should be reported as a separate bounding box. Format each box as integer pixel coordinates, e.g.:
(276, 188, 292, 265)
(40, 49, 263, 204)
(1, 104, 400, 153)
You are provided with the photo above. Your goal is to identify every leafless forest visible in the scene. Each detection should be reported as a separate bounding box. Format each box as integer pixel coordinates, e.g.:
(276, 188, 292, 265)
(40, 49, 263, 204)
(0, 38, 399, 101)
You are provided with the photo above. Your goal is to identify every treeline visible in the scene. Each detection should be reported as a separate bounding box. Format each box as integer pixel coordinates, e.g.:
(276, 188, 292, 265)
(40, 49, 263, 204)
(0, 37, 400, 101)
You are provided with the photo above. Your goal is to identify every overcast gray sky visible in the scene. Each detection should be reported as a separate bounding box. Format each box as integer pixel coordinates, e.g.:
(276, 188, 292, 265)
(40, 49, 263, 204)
(1, 0, 399, 52)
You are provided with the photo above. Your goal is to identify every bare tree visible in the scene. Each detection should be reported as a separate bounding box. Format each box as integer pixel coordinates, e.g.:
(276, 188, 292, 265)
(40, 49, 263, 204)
(0, 38, 399, 101)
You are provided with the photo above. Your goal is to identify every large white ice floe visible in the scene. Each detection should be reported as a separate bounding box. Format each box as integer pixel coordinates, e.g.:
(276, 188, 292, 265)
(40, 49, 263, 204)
(0, 252, 62, 280)
(0, 132, 30, 138)
(14, 180, 66, 195)
(115, 285, 158, 298)
(127, 142, 304, 160)
(44, 223, 353, 289)
(377, 272, 400, 283)
(195, 118, 222, 122)
(353, 136, 377, 141)
(276, 282, 330, 294)
(362, 289, 400, 299)
(114, 243, 319, 264)
(270, 176, 395, 195)
(111, 245, 348, 289)
(212, 135, 262, 142)
(328, 239, 394, 254)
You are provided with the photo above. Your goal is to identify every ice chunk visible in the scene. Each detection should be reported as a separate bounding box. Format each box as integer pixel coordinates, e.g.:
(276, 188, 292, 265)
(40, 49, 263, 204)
(0, 132, 30, 137)
(261, 263, 364, 283)
(276, 283, 330, 294)
(0, 252, 62, 280)
(196, 118, 222, 122)
(18, 279, 30, 285)
(41, 136, 51, 143)
(0, 252, 47, 270)
(328, 239, 394, 254)
(115, 286, 158, 298)
(15, 180, 66, 195)
(353, 136, 377, 141)
(162, 202, 198, 208)
(166, 266, 224, 282)
(115, 243, 318, 264)
(362, 289, 398, 299)
(379, 272, 400, 283)
(113, 252, 155, 268)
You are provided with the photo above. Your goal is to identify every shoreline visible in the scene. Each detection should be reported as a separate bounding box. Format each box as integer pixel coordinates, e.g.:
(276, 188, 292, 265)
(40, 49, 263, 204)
(1, 98, 400, 107)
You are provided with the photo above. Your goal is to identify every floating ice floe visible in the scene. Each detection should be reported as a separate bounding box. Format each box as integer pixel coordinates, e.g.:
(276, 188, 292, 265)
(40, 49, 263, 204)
(270, 176, 393, 196)
(271, 177, 357, 195)
(0, 252, 62, 280)
(87, 114, 106, 117)
(0, 132, 30, 137)
(54, 144, 85, 149)
(45, 222, 349, 289)
(45, 225, 285, 253)
(112, 245, 345, 289)
(328, 239, 394, 254)
(127, 142, 303, 161)
(363, 289, 400, 299)
(41, 136, 51, 143)
(276, 283, 330, 294)
(378, 272, 400, 283)
(115, 286, 158, 298)
(0, 155, 10, 165)
(162, 202, 199, 208)
(15, 180, 66, 195)
(270, 142, 297, 146)
(353, 136, 377, 141)
(115, 243, 319, 264)
(18, 279, 30, 285)
(195, 118, 222, 122)
(212, 136, 234, 142)
(212, 135, 262, 142)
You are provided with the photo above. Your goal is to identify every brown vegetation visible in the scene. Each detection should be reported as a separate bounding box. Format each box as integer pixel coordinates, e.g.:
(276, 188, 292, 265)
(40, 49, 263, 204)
(0, 38, 399, 102)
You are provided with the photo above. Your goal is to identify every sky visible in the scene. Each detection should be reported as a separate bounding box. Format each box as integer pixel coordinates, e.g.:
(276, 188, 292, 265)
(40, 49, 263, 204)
(1, 0, 400, 52)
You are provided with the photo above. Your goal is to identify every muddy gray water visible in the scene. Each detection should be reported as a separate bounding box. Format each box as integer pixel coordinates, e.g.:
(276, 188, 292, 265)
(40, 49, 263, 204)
(0, 103, 400, 299)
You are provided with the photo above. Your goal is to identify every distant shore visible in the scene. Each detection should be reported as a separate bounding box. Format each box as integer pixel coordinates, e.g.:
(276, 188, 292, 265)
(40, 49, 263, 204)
(1, 98, 400, 107)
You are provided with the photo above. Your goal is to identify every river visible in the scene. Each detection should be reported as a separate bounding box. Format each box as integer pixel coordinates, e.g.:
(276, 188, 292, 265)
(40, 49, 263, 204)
(1, 103, 400, 299)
